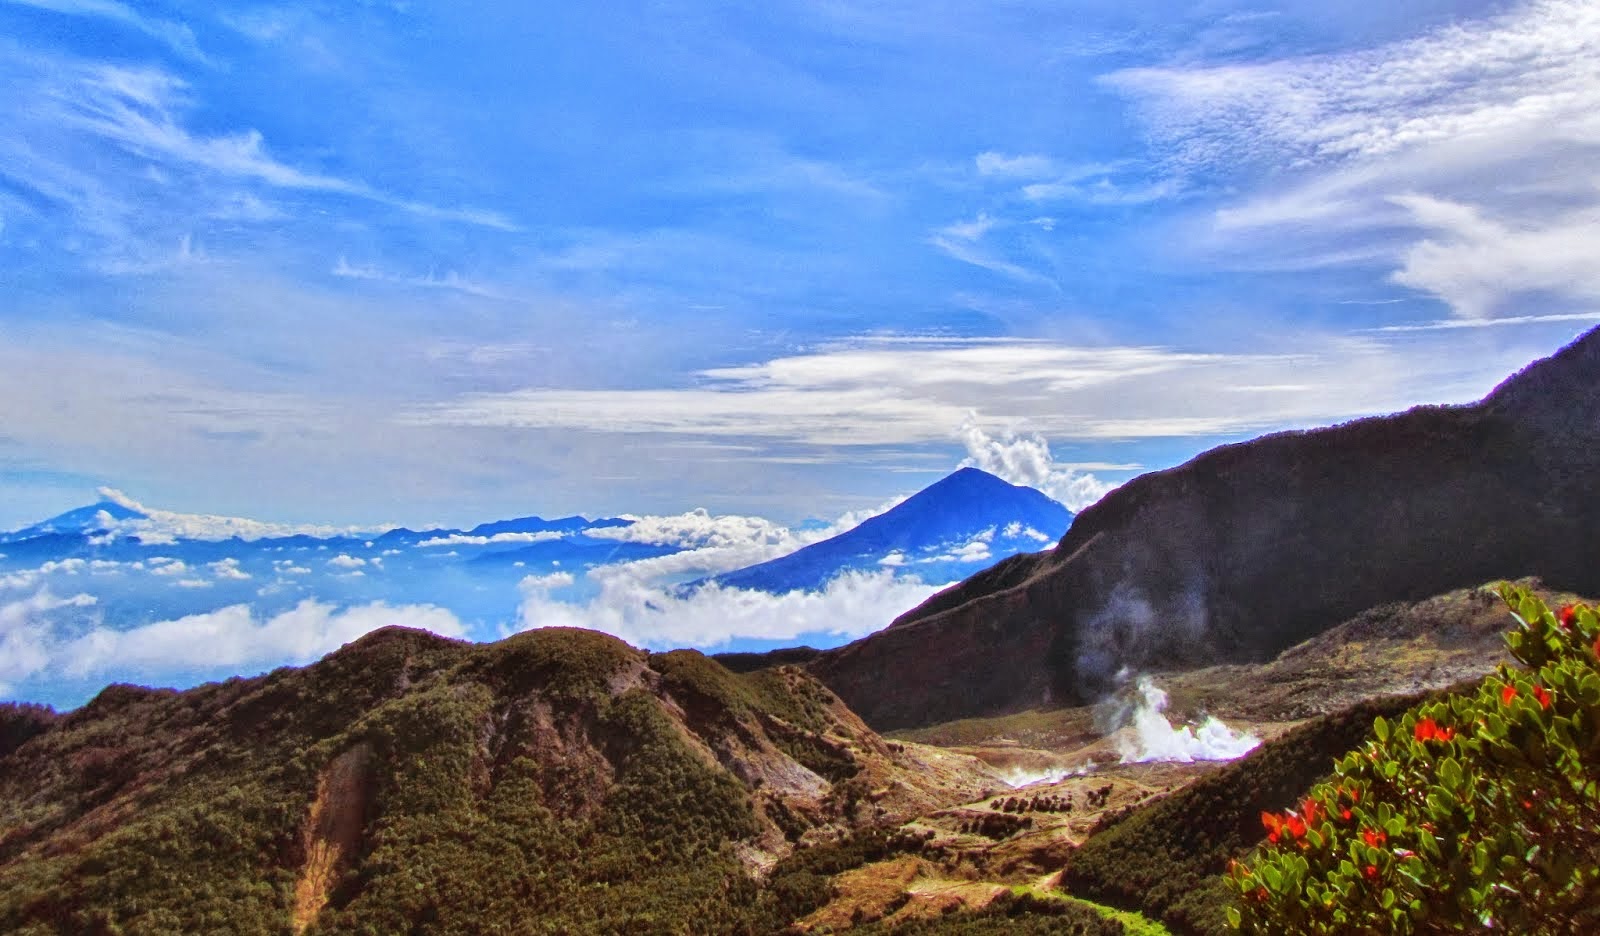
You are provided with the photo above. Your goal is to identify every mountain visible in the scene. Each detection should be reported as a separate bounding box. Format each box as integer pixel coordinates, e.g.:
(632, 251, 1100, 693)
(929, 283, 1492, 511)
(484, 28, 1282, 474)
(708, 467, 1073, 593)
(808, 326, 1600, 730)
(0, 499, 144, 544)
(0, 626, 1001, 934)
(465, 514, 632, 537)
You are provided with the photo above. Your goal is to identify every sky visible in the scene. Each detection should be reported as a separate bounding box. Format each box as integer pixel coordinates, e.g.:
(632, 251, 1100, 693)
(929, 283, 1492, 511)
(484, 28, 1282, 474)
(4, 0, 1600, 532)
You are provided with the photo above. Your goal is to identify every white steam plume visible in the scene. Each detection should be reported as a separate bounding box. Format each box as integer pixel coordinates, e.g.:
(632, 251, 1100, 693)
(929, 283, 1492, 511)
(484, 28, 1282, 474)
(1116, 676, 1259, 764)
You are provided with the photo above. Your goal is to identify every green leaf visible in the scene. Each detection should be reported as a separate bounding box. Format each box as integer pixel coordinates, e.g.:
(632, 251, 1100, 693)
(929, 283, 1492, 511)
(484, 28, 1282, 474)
(1375, 716, 1391, 743)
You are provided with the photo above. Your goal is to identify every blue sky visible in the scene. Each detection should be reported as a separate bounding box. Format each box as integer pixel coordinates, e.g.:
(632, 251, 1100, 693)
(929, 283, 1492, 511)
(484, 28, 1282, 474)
(4, 0, 1599, 531)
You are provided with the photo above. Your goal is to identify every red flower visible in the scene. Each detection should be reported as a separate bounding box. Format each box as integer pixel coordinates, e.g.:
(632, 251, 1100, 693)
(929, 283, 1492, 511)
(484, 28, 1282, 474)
(1255, 887, 1269, 902)
(1413, 717, 1455, 742)
(1340, 807, 1353, 822)
(1262, 811, 1284, 843)
(1362, 827, 1387, 848)
(1560, 604, 1577, 628)
(1301, 797, 1323, 826)
(1363, 864, 1379, 881)
(1501, 684, 1518, 706)
(1533, 685, 1552, 709)
(1285, 815, 1308, 840)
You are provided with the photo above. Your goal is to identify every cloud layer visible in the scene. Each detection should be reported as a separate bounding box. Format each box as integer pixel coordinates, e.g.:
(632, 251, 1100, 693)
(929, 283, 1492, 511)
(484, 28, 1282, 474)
(0, 583, 463, 697)
(514, 568, 944, 651)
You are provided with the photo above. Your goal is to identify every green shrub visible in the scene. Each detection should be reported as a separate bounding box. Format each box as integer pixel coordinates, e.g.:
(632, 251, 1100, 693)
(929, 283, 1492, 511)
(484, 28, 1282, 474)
(1060, 692, 1433, 935)
(1228, 584, 1600, 934)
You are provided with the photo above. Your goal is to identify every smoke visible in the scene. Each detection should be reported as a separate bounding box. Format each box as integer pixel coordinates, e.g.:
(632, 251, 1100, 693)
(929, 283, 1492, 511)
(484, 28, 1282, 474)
(957, 416, 1117, 511)
(999, 765, 1085, 788)
(1114, 676, 1259, 764)
(1076, 581, 1212, 696)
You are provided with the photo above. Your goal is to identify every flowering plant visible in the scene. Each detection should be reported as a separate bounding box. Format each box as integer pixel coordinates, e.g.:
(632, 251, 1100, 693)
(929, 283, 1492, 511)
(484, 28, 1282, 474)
(1226, 584, 1600, 933)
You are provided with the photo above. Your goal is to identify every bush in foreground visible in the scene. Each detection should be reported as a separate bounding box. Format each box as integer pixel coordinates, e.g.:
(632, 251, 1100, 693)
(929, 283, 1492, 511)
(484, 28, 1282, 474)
(1228, 584, 1600, 934)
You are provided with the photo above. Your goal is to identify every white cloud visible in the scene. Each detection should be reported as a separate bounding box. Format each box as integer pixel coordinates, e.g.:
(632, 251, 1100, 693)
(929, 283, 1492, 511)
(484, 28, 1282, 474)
(1106, 0, 1600, 172)
(326, 554, 366, 569)
(513, 568, 944, 650)
(586, 509, 795, 549)
(1106, 0, 1600, 318)
(149, 559, 190, 577)
(958, 416, 1116, 511)
(209, 558, 252, 581)
(61, 599, 465, 680)
(928, 224, 1051, 284)
(0, 589, 97, 695)
(416, 531, 567, 548)
(1387, 193, 1600, 318)
(1022, 175, 1181, 206)
(937, 213, 999, 242)
(332, 257, 513, 301)
(65, 64, 516, 230)
(402, 333, 1549, 450)
(2, 0, 208, 62)
(0, 558, 86, 591)
(937, 536, 992, 563)
(96, 487, 383, 542)
(975, 152, 1057, 178)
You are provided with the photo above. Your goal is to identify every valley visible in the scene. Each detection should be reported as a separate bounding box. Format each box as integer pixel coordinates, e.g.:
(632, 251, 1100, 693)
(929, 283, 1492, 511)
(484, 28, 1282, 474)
(3, 331, 1599, 933)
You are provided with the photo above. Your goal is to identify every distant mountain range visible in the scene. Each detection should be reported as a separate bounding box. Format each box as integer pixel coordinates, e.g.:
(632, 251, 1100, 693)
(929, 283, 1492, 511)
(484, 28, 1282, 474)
(0, 467, 1073, 706)
(806, 325, 1600, 729)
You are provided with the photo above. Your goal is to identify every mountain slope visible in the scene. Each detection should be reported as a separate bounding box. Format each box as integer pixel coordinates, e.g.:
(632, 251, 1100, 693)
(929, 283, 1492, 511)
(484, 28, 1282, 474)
(809, 326, 1600, 730)
(0, 626, 1000, 934)
(0, 500, 144, 544)
(711, 467, 1073, 593)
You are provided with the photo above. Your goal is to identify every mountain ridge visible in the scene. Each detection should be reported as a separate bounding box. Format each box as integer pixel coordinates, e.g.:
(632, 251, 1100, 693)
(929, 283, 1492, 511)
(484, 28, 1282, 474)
(807, 326, 1600, 730)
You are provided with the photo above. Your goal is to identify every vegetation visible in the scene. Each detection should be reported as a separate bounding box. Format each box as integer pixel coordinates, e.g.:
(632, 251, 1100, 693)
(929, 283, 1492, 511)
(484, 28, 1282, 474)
(0, 627, 871, 934)
(847, 890, 1125, 935)
(1060, 691, 1441, 935)
(1227, 585, 1600, 934)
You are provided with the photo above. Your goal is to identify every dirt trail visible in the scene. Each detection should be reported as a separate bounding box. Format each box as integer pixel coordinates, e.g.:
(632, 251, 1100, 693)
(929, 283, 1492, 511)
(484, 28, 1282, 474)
(291, 743, 374, 933)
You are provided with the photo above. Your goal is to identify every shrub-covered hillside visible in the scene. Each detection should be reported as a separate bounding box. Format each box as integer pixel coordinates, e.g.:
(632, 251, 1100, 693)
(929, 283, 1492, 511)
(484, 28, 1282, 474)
(1060, 690, 1452, 935)
(0, 626, 997, 935)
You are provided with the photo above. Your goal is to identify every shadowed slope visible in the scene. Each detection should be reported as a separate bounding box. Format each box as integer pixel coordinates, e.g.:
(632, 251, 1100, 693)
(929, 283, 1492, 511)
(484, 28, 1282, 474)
(810, 327, 1600, 729)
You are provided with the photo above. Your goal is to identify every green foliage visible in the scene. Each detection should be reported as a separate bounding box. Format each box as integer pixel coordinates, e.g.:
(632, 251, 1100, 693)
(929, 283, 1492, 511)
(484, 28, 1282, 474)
(849, 890, 1125, 934)
(1060, 692, 1433, 935)
(0, 627, 858, 935)
(1228, 585, 1600, 934)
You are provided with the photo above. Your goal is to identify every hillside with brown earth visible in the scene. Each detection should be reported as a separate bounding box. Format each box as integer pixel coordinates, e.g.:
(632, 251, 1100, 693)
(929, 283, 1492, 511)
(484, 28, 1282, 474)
(0, 625, 1002, 934)
(767, 581, 1571, 934)
(0, 578, 1564, 934)
(809, 326, 1600, 730)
